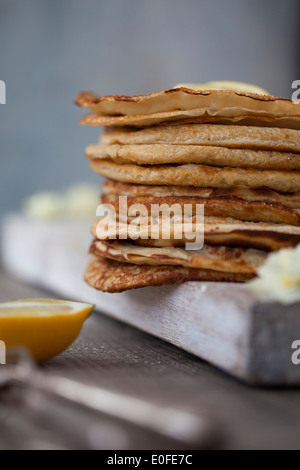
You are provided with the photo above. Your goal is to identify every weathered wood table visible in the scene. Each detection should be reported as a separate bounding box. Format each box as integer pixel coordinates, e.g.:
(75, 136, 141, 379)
(1, 267, 300, 450)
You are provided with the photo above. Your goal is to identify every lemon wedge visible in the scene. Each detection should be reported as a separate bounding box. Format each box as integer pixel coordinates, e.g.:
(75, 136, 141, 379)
(0, 299, 94, 362)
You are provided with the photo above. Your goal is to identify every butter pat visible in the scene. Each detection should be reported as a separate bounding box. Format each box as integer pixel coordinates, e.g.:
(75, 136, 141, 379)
(174, 81, 270, 95)
(22, 183, 99, 220)
(248, 245, 300, 305)
(64, 184, 100, 218)
(23, 192, 65, 220)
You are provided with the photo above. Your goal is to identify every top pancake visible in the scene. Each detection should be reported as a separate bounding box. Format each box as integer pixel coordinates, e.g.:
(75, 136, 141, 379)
(75, 87, 300, 128)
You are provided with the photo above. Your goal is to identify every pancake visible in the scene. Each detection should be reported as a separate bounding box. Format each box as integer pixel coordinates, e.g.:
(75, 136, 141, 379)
(86, 144, 300, 171)
(89, 239, 266, 274)
(92, 210, 300, 251)
(130, 235, 298, 251)
(90, 159, 300, 193)
(103, 180, 300, 209)
(101, 193, 300, 226)
(78, 84, 300, 292)
(100, 124, 300, 154)
(75, 88, 300, 129)
(85, 256, 254, 293)
(81, 113, 300, 130)
(92, 214, 300, 251)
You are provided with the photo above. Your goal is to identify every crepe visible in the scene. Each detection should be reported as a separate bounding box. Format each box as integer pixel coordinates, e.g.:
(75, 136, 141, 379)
(75, 88, 300, 129)
(90, 159, 300, 193)
(87, 143, 300, 171)
(102, 193, 300, 226)
(77, 84, 300, 293)
(89, 239, 266, 274)
(92, 213, 300, 251)
(85, 256, 254, 292)
(103, 180, 300, 209)
(100, 124, 300, 154)
(82, 114, 300, 130)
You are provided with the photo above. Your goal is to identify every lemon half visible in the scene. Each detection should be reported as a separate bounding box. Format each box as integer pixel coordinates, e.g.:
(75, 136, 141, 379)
(0, 299, 94, 362)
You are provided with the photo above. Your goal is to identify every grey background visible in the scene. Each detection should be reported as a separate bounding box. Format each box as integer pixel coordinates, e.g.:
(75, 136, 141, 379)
(0, 0, 299, 217)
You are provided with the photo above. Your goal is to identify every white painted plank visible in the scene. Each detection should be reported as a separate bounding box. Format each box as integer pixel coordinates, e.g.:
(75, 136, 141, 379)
(2, 214, 299, 385)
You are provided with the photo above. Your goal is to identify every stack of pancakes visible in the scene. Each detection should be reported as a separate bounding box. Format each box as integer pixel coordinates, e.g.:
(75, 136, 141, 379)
(75, 84, 300, 292)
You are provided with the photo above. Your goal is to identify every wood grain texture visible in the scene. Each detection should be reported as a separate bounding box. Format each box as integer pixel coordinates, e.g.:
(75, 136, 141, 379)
(2, 269, 300, 449)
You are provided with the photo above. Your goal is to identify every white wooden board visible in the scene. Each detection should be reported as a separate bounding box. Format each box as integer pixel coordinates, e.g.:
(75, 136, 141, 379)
(2, 214, 300, 385)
